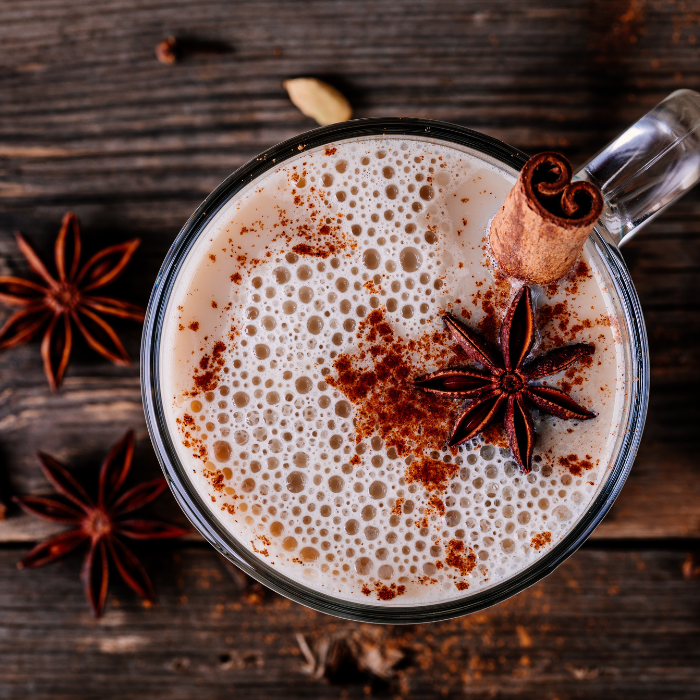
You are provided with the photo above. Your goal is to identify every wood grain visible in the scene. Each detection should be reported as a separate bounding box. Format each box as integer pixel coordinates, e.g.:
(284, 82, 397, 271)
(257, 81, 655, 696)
(0, 1, 699, 696)
(1, 545, 699, 699)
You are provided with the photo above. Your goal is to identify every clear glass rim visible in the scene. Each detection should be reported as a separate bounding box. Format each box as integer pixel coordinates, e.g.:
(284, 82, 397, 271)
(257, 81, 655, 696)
(141, 118, 650, 624)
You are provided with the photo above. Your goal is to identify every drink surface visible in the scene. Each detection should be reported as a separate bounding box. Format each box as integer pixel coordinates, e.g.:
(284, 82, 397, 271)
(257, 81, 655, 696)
(161, 136, 625, 604)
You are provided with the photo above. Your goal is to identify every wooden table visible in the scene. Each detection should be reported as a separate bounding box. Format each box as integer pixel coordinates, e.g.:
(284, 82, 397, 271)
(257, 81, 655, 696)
(1, 1, 699, 698)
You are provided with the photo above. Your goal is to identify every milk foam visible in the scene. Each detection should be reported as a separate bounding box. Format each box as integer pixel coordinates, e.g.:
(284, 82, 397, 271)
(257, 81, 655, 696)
(160, 137, 625, 603)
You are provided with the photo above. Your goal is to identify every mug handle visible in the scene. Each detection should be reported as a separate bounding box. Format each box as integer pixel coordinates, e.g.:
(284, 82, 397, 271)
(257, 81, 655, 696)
(575, 89, 700, 247)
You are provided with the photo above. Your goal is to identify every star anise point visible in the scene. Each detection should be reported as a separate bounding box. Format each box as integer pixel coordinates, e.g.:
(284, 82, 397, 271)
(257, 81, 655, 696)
(14, 430, 188, 618)
(0, 213, 144, 390)
(416, 287, 596, 473)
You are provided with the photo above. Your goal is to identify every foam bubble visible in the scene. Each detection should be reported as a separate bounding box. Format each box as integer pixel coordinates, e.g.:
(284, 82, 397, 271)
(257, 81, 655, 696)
(162, 137, 624, 604)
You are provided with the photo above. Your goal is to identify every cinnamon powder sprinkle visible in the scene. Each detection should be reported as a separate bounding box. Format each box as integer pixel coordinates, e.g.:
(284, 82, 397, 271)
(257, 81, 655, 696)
(405, 457, 458, 493)
(190, 340, 227, 394)
(203, 464, 227, 493)
(444, 539, 477, 576)
(531, 531, 552, 550)
(326, 309, 463, 464)
(291, 242, 339, 259)
(390, 498, 405, 515)
(558, 453, 595, 476)
(251, 540, 269, 557)
(361, 582, 407, 601)
(427, 494, 446, 518)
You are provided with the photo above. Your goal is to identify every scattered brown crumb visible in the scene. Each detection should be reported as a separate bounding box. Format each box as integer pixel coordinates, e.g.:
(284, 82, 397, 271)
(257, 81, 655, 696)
(156, 36, 178, 64)
(202, 464, 226, 493)
(531, 531, 552, 550)
(362, 581, 407, 601)
(427, 493, 445, 517)
(390, 498, 405, 516)
(363, 279, 381, 294)
(326, 309, 464, 465)
(292, 242, 337, 259)
(405, 456, 458, 493)
(188, 321, 199, 331)
(558, 454, 594, 476)
(187, 339, 228, 395)
(444, 539, 476, 576)
(682, 553, 700, 580)
(251, 538, 269, 556)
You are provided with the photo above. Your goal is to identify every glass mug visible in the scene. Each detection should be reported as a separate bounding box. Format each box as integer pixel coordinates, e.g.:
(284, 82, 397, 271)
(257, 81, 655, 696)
(142, 90, 700, 623)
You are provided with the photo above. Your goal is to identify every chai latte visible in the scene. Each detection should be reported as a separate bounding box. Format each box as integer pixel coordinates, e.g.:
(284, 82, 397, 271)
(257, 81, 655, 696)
(160, 137, 624, 603)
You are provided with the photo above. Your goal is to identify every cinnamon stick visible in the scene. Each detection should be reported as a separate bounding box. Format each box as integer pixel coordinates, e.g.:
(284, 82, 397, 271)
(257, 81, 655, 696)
(489, 152, 604, 284)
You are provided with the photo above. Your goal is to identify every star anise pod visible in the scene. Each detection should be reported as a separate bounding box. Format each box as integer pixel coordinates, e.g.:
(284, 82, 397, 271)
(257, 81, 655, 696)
(13, 431, 188, 617)
(0, 212, 144, 390)
(414, 286, 596, 472)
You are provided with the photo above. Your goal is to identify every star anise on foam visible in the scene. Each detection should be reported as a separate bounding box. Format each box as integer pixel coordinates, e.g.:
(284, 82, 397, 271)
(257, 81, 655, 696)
(13, 431, 188, 618)
(414, 286, 596, 473)
(0, 212, 144, 390)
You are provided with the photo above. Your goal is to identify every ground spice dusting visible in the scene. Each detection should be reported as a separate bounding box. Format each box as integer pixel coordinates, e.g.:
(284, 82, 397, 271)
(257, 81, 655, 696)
(326, 308, 485, 588)
(190, 340, 227, 394)
(427, 494, 445, 517)
(536, 261, 611, 349)
(405, 457, 458, 493)
(363, 279, 381, 294)
(203, 465, 226, 493)
(479, 421, 509, 449)
(531, 531, 552, 550)
(390, 498, 405, 515)
(251, 537, 269, 557)
(291, 242, 338, 259)
(326, 309, 463, 467)
(474, 289, 500, 342)
(470, 275, 511, 343)
(361, 582, 406, 601)
(560, 357, 593, 394)
(558, 454, 595, 476)
(444, 539, 477, 576)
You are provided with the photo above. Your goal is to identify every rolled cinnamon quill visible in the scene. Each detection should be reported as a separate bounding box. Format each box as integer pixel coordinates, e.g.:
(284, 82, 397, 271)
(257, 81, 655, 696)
(489, 152, 604, 284)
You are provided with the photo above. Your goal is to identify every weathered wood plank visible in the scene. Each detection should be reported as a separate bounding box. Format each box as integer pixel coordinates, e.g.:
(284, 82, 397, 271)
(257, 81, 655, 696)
(0, 545, 698, 699)
(0, 1, 699, 696)
(0, 0, 699, 204)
